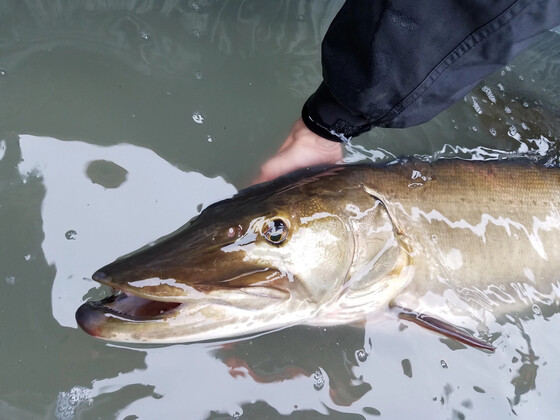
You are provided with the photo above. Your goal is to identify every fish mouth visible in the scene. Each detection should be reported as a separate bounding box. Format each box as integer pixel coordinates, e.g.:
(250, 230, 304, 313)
(75, 290, 183, 339)
(78, 292, 183, 321)
(76, 272, 292, 342)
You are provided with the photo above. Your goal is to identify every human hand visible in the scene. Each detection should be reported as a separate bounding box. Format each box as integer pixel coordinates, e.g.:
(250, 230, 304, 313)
(253, 118, 343, 184)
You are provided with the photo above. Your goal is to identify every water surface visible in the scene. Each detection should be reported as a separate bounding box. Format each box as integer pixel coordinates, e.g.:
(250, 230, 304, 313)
(1, 2, 559, 419)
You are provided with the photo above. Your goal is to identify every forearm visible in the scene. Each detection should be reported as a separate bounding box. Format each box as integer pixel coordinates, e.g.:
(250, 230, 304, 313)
(303, 0, 560, 141)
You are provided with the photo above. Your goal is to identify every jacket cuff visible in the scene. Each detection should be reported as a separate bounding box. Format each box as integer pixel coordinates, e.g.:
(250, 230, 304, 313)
(301, 82, 372, 142)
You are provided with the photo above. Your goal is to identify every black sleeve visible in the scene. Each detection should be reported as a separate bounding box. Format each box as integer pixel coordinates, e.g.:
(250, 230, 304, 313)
(302, 0, 560, 142)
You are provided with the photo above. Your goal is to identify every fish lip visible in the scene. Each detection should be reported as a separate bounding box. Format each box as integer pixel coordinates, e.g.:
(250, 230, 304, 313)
(75, 301, 104, 337)
(79, 270, 291, 325)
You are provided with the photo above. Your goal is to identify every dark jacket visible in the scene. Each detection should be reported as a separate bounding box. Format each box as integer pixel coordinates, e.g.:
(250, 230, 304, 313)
(302, 0, 560, 141)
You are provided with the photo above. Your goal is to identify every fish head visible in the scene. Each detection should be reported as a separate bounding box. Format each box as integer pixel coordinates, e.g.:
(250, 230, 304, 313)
(76, 168, 359, 343)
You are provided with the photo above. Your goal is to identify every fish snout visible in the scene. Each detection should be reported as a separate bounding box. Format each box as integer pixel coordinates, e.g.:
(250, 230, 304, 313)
(92, 270, 111, 283)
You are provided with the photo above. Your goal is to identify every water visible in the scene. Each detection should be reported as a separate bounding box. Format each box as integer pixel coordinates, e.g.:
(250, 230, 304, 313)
(0, 1, 559, 419)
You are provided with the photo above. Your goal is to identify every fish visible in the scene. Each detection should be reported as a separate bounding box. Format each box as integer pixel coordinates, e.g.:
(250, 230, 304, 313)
(76, 159, 560, 350)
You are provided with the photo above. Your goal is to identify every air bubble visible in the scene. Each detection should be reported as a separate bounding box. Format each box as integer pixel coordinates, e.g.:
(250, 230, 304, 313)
(356, 349, 368, 362)
(471, 98, 483, 115)
(0, 140, 6, 161)
(312, 370, 325, 390)
(408, 182, 424, 189)
(481, 86, 496, 103)
(192, 113, 204, 124)
(0, 69, 5, 76)
(532, 304, 542, 316)
(508, 124, 522, 141)
(65, 230, 77, 240)
(207, 135, 213, 142)
(140, 31, 150, 41)
(55, 387, 92, 420)
(24, 254, 31, 261)
(441, 360, 448, 369)
(68, 394, 79, 406)
(489, 128, 497, 136)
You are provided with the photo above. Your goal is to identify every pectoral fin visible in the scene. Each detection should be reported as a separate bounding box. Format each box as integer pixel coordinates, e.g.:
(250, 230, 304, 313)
(397, 308, 496, 352)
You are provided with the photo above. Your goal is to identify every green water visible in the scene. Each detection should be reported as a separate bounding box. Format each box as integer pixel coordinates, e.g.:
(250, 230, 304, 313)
(1, 1, 559, 419)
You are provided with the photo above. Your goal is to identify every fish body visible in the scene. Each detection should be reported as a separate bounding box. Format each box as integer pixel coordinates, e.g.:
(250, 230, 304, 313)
(76, 159, 560, 348)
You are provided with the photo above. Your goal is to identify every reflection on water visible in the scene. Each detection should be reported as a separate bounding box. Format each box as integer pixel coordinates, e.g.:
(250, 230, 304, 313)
(0, 1, 559, 419)
(18, 135, 236, 327)
(212, 326, 371, 407)
(0, 0, 341, 185)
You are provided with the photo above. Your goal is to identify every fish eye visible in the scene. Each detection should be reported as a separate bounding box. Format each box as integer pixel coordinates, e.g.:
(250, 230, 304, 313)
(262, 219, 289, 244)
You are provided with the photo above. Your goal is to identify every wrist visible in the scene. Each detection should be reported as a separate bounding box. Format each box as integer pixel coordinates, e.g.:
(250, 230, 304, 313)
(302, 82, 372, 141)
(312, 133, 343, 153)
(292, 118, 342, 152)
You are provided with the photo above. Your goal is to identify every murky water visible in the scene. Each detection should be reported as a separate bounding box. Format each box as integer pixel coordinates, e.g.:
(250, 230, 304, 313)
(1, 1, 559, 419)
